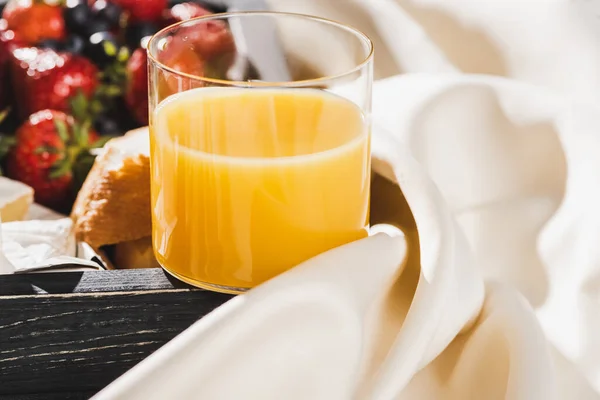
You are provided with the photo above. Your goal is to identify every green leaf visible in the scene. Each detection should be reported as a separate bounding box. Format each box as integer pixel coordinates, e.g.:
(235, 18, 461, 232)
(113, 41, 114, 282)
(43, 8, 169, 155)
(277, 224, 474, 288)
(0, 134, 14, 176)
(117, 47, 130, 63)
(91, 135, 114, 148)
(72, 151, 98, 192)
(34, 146, 60, 155)
(0, 135, 15, 156)
(103, 41, 118, 57)
(115, 65, 126, 75)
(104, 84, 123, 97)
(106, 67, 118, 80)
(0, 107, 11, 125)
(69, 90, 89, 122)
(90, 99, 104, 115)
(95, 85, 107, 96)
(78, 120, 91, 146)
(49, 159, 71, 179)
(53, 119, 70, 143)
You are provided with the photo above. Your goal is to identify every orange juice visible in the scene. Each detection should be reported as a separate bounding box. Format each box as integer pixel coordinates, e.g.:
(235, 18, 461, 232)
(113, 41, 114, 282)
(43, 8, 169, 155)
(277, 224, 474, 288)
(150, 88, 371, 291)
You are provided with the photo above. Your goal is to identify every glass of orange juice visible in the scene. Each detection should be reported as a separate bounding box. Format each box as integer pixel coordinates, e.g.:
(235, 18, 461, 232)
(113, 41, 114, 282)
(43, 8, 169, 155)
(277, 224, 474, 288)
(147, 12, 373, 294)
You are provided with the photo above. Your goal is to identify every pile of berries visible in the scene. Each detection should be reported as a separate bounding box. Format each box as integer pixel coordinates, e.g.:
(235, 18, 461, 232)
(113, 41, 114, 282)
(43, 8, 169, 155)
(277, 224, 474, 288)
(0, 0, 229, 213)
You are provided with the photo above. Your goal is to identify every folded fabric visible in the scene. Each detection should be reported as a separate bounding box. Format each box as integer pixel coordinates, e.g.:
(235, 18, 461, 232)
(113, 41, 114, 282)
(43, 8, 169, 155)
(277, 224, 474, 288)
(94, 1, 600, 399)
(95, 73, 600, 399)
(267, 0, 600, 105)
(0, 213, 107, 273)
(371, 75, 600, 399)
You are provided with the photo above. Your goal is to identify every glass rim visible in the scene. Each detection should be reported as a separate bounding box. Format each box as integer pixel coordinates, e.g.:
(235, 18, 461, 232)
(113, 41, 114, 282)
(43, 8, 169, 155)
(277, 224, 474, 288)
(147, 11, 374, 88)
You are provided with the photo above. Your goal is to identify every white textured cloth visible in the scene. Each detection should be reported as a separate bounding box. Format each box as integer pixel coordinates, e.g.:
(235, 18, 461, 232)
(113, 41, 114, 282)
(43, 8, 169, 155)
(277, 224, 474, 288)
(94, 1, 600, 399)
(0, 205, 106, 273)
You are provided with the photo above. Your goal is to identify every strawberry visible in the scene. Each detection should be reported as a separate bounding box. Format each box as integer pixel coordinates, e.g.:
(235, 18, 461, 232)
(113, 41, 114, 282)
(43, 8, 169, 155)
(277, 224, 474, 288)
(5, 109, 102, 211)
(153, 20, 237, 98)
(2, 0, 66, 45)
(0, 20, 25, 110)
(112, 0, 167, 22)
(156, 41, 205, 98)
(161, 2, 211, 27)
(161, 39, 206, 74)
(0, 19, 26, 52)
(0, 109, 15, 175)
(125, 47, 148, 124)
(157, 19, 233, 71)
(10, 48, 99, 119)
(175, 19, 235, 60)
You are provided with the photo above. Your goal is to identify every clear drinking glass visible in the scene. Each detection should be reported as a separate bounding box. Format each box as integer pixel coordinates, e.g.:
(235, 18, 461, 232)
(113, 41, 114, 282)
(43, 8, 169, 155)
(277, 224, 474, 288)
(147, 12, 374, 294)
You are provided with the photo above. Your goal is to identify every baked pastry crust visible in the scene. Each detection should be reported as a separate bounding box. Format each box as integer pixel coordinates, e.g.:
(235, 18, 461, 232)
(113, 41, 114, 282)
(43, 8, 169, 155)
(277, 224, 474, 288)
(114, 236, 159, 269)
(71, 127, 152, 248)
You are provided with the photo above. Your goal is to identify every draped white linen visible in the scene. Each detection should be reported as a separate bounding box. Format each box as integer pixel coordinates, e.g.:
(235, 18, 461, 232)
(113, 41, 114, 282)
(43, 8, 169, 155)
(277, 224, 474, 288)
(94, 1, 600, 398)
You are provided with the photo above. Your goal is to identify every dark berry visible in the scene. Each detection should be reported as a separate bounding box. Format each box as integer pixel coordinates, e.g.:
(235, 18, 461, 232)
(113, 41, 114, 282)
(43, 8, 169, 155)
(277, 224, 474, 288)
(85, 16, 112, 36)
(194, 0, 227, 13)
(93, 114, 122, 135)
(112, 97, 141, 131)
(0, 107, 21, 136)
(92, 0, 123, 28)
(85, 31, 118, 67)
(64, 35, 86, 55)
(125, 22, 158, 49)
(63, 3, 93, 36)
(38, 39, 64, 51)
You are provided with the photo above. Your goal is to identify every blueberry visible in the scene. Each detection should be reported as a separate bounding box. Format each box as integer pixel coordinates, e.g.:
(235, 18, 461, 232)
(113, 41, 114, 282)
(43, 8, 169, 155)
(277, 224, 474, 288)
(63, 35, 86, 55)
(38, 39, 64, 51)
(125, 22, 158, 49)
(112, 97, 141, 131)
(92, 0, 123, 28)
(95, 98, 139, 134)
(85, 16, 112, 36)
(85, 31, 119, 67)
(0, 108, 21, 135)
(93, 114, 122, 135)
(63, 3, 93, 36)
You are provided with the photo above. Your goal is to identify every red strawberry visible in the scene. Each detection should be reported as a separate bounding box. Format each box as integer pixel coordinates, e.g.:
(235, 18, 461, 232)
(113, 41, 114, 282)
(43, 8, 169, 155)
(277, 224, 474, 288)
(112, 0, 167, 22)
(0, 19, 25, 51)
(156, 41, 205, 98)
(5, 109, 101, 211)
(125, 48, 148, 124)
(10, 48, 99, 119)
(0, 20, 25, 110)
(175, 19, 235, 60)
(162, 2, 211, 27)
(153, 21, 236, 97)
(2, 0, 66, 45)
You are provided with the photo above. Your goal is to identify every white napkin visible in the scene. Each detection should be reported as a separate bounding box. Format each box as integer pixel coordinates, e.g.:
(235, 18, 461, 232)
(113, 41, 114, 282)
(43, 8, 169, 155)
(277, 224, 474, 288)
(0, 215, 15, 274)
(94, 1, 600, 399)
(0, 204, 107, 273)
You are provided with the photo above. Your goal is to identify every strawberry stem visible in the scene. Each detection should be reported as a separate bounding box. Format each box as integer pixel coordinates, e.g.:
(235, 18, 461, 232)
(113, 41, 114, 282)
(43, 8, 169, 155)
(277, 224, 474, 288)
(49, 159, 71, 179)
(0, 108, 11, 124)
(0, 108, 14, 176)
(0, 134, 15, 176)
(53, 119, 69, 143)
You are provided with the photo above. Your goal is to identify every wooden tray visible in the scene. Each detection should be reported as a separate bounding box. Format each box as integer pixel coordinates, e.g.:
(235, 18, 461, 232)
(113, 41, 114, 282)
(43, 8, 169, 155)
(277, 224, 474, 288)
(0, 174, 409, 399)
(0, 269, 232, 399)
